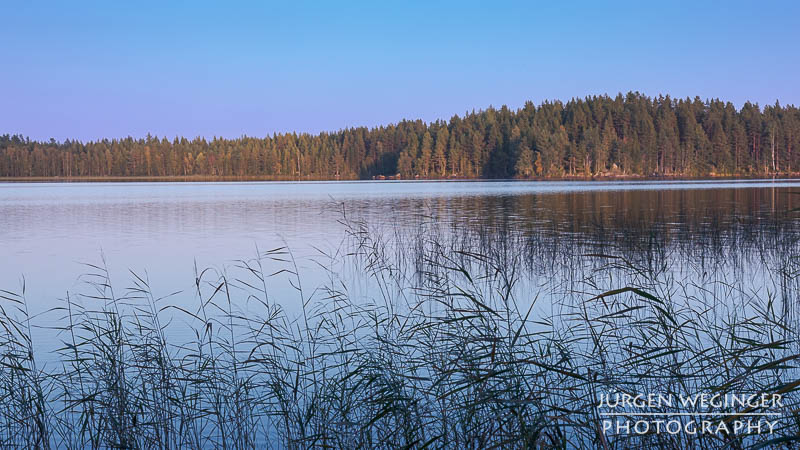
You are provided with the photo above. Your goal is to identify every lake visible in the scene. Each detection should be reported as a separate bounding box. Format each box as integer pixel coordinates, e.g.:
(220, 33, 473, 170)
(2, 179, 800, 448)
(2, 179, 798, 313)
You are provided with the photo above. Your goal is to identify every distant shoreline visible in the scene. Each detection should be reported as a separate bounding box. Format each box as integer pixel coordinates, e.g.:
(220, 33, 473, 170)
(1, 174, 799, 183)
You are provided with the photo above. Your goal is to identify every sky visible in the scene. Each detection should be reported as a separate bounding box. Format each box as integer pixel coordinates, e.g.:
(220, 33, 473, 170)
(2, 1, 799, 142)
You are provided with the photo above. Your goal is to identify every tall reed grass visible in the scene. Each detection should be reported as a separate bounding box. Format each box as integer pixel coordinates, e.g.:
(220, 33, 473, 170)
(1, 207, 799, 448)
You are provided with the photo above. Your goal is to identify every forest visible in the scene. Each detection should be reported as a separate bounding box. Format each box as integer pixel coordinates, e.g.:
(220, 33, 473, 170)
(1, 92, 798, 179)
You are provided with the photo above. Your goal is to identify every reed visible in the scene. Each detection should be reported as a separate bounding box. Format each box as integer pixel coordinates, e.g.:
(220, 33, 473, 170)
(1, 209, 799, 448)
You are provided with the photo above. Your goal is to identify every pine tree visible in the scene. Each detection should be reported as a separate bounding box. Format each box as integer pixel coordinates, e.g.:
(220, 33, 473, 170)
(2, 92, 799, 180)
(515, 144, 534, 178)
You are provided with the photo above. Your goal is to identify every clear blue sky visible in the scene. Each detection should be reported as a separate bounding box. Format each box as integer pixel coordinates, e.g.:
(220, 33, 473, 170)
(2, 1, 798, 141)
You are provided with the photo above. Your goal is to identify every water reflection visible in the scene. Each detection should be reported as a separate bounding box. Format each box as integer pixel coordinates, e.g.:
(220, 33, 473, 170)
(1, 180, 800, 448)
(1, 181, 798, 312)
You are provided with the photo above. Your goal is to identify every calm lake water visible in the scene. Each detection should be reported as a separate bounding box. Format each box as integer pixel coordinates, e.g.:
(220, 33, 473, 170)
(3, 179, 800, 447)
(2, 179, 800, 318)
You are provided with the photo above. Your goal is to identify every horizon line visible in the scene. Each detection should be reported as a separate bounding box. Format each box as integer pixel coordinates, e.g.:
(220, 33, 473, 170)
(3, 91, 796, 145)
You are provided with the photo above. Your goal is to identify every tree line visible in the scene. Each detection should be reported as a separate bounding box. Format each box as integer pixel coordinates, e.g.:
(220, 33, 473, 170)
(1, 92, 798, 179)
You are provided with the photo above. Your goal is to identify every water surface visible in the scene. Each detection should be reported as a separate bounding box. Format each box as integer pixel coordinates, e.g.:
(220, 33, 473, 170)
(2, 179, 799, 316)
(3, 179, 800, 447)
